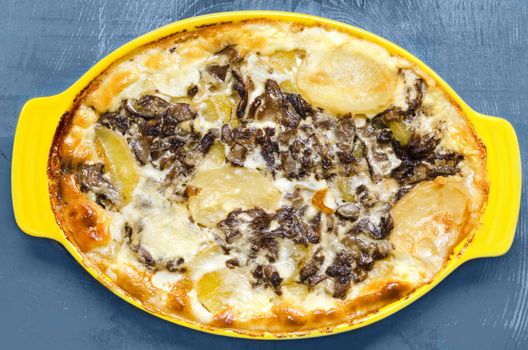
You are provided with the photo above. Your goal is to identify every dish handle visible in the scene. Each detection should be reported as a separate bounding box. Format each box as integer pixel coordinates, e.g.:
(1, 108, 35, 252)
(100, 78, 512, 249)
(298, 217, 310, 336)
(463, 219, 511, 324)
(12, 94, 69, 242)
(463, 112, 522, 260)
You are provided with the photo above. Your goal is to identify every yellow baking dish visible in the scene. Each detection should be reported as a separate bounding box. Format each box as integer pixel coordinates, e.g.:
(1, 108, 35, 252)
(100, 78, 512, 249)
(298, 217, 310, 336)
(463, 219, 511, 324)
(12, 11, 521, 339)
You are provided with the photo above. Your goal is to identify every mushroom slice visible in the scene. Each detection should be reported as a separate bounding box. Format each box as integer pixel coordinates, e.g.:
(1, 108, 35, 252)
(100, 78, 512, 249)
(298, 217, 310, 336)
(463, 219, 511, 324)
(125, 95, 170, 119)
(76, 162, 120, 208)
(126, 95, 196, 123)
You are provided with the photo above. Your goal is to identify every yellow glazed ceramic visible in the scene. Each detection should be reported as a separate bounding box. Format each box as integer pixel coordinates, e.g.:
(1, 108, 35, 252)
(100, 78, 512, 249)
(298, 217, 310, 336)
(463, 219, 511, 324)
(12, 11, 522, 339)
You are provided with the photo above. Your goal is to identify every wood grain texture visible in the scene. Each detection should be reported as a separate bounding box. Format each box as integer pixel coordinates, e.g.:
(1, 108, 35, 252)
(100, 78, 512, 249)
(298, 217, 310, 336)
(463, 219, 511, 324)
(0, 0, 526, 349)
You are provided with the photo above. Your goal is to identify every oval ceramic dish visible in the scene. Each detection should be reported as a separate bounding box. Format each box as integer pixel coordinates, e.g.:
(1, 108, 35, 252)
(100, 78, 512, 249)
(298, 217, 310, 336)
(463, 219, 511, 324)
(12, 11, 521, 339)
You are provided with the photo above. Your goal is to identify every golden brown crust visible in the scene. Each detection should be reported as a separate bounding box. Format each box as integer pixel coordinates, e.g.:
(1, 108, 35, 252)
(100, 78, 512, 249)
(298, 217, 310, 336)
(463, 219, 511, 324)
(56, 174, 110, 252)
(166, 277, 193, 314)
(192, 281, 411, 335)
(47, 19, 488, 336)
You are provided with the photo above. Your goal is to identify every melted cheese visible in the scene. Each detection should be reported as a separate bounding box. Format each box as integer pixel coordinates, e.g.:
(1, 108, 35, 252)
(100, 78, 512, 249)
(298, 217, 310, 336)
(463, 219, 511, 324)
(139, 203, 204, 262)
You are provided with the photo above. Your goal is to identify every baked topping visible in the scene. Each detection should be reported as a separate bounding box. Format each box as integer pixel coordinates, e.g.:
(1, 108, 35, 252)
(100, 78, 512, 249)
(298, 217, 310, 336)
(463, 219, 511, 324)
(49, 20, 488, 332)
(73, 44, 464, 300)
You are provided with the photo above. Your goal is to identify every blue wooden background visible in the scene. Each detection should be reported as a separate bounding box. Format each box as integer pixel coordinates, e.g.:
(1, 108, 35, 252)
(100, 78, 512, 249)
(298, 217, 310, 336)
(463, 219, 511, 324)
(1, 0, 526, 349)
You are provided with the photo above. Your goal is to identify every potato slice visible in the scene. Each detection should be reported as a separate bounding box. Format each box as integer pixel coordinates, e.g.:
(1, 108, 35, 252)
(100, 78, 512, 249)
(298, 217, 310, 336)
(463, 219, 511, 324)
(297, 44, 396, 114)
(201, 141, 226, 169)
(269, 50, 299, 74)
(336, 177, 357, 203)
(388, 121, 412, 145)
(172, 96, 193, 105)
(391, 178, 471, 271)
(196, 264, 274, 316)
(94, 126, 138, 204)
(201, 95, 237, 125)
(192, 245, 247, 315)
(196, 270, 233, 314)
(188, 165, 281, 227)
(269, 50, 302, 93)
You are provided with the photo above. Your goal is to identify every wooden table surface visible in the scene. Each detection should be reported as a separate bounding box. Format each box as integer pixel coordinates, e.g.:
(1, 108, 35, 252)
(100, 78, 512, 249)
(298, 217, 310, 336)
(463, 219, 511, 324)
(1, 0, 526, 349)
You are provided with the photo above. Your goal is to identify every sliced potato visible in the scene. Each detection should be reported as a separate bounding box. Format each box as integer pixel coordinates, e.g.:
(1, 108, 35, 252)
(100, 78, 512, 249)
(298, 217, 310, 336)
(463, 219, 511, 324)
(188, 165, 281, 227)
(201, 141, 226, 169)
(94, 126, 138, 204)
(201, 95, 237, 125)
(269, 50, 302, 94)
(336, 177, 356, 203)
(391, 178, 470, 270)
(297, 44, 396, 114)
(388, 121, 411, 145)
(172, 96, 193, 104)
(196, 265, 274, 316)
(196, 270, 233, 314)
(269, 50, 299, 74)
